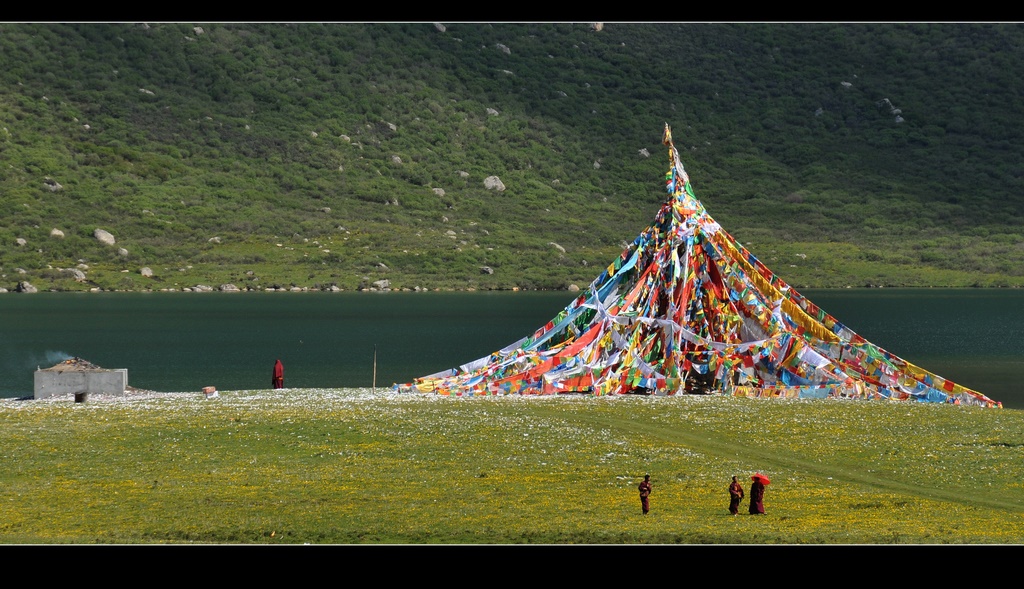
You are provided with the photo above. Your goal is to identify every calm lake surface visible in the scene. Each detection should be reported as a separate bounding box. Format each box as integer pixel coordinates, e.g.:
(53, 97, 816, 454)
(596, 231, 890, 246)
(2, 289, 1022, 408)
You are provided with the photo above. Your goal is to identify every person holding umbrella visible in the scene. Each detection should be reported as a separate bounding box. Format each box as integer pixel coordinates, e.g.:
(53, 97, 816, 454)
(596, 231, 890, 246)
(749, 472, 770, 515)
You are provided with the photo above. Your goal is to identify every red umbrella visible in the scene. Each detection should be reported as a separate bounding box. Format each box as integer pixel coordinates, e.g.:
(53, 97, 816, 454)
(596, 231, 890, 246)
(751, 472, 771, 485)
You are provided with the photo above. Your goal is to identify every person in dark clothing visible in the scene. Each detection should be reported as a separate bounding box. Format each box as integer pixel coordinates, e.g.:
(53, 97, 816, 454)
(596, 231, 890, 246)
(749, 473, 767, 515)
(729, 475, 745, 515)
(272, 359, 285, 389)
(638, 474, 652, 515)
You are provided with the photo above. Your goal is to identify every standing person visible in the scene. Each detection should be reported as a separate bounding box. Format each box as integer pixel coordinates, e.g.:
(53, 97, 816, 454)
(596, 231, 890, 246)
(272, 359, 285, 389)
(729, 475, 745, 515)
(749, 472, 768, 515)
(638, 474, 652, 515)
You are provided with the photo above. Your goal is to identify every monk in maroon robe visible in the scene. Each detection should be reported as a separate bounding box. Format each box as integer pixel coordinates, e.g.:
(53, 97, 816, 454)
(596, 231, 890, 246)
(749, 476, 766, 515)
(729, 476, 745, 515)
(638, 474, 652, 515)
(272, 359, 284, 389)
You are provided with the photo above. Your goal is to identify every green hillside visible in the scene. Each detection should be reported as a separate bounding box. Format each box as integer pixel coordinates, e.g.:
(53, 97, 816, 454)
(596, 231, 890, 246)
(2, 23, 1023, 292)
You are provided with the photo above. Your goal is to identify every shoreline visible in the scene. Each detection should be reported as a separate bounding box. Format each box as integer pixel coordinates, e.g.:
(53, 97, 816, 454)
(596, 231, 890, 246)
(3, 284, 1023, 295)
(0, 386, 407, 404)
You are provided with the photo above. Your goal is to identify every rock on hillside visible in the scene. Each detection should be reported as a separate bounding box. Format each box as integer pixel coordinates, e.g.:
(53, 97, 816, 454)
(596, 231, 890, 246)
(484, 176, 505, 191)
(94, 228, 115, 246)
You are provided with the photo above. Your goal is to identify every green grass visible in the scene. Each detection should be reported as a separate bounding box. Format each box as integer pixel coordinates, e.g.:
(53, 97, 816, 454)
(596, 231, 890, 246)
(2, 388, 1022, 544)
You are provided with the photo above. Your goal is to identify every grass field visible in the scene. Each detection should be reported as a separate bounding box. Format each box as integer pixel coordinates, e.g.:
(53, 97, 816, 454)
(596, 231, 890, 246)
(2, 388, 1022, 544)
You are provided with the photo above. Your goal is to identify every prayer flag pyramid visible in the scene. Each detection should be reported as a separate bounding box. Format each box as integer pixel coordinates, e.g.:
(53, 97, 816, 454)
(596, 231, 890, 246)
(405, 125, 1000, 408)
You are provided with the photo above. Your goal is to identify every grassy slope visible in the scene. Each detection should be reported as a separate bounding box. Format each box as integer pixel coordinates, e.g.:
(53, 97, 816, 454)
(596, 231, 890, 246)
(0, 23, 1023, 292)
(2, 389, 1022, 544)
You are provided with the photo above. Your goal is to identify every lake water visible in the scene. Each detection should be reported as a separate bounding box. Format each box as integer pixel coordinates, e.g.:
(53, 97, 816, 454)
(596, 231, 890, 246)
(2, 289, 1021, 408)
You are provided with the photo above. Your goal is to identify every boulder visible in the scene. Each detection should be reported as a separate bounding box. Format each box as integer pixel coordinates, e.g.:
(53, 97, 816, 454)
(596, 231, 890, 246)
(219, 284, 240, 292)
(140, 267, 153, 277)
(480, 266, 494, 275)
(50, 228, 64, 239)
(16, 281, 37, 293)
(483, 176, 506, 191)
(61, 268, 86, 282)
(15, 238, 26, 246)
(117, 248, 128, 257)
(432, 188, 445, 197)
(94, 228, 115, 246)
(43, 177, 63, 192)
(372, 279, 391, 290)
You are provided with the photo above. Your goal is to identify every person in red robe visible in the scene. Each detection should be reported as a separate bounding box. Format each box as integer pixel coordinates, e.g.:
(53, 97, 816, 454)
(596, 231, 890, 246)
(729, 476, 745, 515)
(272, 359, 284, 389)
(749, 475, 766, 515)
(638, 474, 652, 515)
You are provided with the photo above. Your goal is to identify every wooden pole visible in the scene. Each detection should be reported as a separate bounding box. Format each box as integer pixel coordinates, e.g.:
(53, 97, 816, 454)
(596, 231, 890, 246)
(373, 344, 377, 394)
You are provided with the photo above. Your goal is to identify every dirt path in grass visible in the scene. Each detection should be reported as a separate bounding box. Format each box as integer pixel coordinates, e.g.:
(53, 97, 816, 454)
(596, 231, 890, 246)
(524, 405, 1024, 513)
